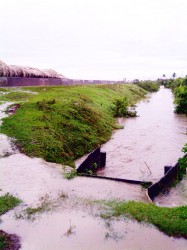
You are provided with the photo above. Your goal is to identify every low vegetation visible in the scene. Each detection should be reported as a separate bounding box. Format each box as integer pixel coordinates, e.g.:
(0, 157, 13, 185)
(0, 87, 9, 92)
(112, 97, 137, 117)
(162, 76, 187, 115)
(105, 200, 187, 238)
(2, 91, 32, 101)
(134, 80, 160, 92)
(0, 84, 146, 166)
(174, 85, 187, 115)
(0, 194, 21, 215)
(177, 144, 187, 181)
(0, 230, 21, 250)
(0, 89, 33, 102)
(0, 194, 21, 249)
(63, 169, 78, 179)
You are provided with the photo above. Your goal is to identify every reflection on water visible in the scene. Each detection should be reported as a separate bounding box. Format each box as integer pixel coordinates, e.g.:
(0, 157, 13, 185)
(99, 87, 187, 183)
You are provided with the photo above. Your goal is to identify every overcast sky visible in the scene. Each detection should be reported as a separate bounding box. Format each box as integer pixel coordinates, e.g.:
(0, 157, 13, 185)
(1, 0, 187, 80)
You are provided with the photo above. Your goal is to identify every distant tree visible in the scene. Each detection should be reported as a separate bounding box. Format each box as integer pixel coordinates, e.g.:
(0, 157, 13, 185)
(162, 74, 166, 78)
(133, 79, 140, 83)
(172, 72, 176, 79)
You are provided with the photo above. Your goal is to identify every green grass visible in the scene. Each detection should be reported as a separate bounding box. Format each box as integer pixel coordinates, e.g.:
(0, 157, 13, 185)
(106, 201, 187, 238)
(2, 91, 32, 101)
(0, 87, 9, 92)
(0, 195, 20, 249)
(0, 84, 146, 166)
(0, 194, 21, 215)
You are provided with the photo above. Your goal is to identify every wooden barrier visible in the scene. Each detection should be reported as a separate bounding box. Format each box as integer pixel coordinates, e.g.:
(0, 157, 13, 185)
(79, 173, 151, 185)
(147, 154, 187, 201)
(76, 148, 106, 174)
(76, 147, 152, 186)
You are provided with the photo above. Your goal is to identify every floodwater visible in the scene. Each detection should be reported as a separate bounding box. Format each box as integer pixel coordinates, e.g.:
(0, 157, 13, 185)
(155, 176, 187, 207)
(99, 86, 187, 184)
(0, 102, 18, 158)
(0, 87, 187, 249)
(1, 208, 187, 250)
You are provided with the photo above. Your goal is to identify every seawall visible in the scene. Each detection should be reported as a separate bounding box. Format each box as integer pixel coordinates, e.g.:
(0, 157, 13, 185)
(0, 77, 117, 87)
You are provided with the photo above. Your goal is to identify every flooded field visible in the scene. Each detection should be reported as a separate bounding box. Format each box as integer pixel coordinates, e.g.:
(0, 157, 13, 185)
(0, 87, 187, 249)
(1, 207, 187, 250)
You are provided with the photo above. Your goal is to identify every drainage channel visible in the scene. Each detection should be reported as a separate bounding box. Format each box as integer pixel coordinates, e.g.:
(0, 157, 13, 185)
(76, 147, 186, 203)
(76, 147, 152, 188)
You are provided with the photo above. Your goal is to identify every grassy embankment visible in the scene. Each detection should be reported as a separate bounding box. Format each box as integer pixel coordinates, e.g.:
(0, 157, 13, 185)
(0, 84, 146, 166)
(0, 194, 21, 249)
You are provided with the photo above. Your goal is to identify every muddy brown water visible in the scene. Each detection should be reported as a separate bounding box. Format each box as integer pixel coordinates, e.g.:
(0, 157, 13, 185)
(0, 87, 187, 249)
(1, 208, 187, 250)
(98, 86, 187, 183)
(155, 175, 187, 207)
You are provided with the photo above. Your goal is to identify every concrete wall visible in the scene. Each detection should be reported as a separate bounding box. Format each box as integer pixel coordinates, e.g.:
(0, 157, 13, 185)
(0, 77, 117, 87)
(0, 77, 8, 86)
(0, 77, 64, 87)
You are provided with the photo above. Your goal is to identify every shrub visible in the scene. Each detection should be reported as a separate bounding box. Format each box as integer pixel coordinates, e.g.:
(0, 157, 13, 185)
(134, 80, 160, 92)
(174, 86, 187, 115)
(112, 97, 129, 117)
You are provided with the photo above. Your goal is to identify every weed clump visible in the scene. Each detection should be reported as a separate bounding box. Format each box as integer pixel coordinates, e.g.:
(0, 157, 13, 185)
(0, 230, 21, 250)
(0, 194, 21, 249)
(0, 194, 21, 215)
(134, 80, 160, 92)
(176, 144, 187, 182)
(112, 97, 137, 117)
(63, 169, 77, 179)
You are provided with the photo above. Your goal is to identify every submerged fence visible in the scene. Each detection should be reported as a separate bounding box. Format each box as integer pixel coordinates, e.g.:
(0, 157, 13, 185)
(76, 147, 152, 186)
(147, 154, 187, 202)
(78, 148, 187, 202)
